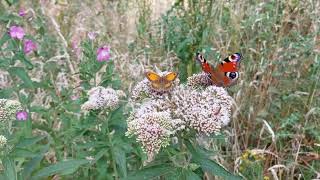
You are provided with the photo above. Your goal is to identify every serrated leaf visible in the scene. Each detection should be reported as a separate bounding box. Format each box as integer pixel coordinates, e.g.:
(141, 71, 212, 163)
(113, 146, 127, 178)
(31, 159, 89, 179)
(124, 164, 176, 180)
(185, 141, 242, 180)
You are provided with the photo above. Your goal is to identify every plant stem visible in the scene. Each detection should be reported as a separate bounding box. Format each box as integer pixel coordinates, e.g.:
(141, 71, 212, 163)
(105, 112, 118, 179)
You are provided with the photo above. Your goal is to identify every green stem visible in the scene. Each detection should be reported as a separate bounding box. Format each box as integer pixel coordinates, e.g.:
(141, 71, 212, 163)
(105, 112, 118, 179)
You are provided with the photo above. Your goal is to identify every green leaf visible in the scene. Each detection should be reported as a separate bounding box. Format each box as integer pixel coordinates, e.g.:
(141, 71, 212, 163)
(0, 174, 6, 180)
(2, 157, 17, 180)
(0, 87, 15, 98)
(4, 0, 17, 6)
(124, 164, 176, 180)
(94, 149, 109, 162)
(16, 136, 46, 148)
(0, 57, 12, 68)
(11, 148, 38, 158)
(22, 144, 49, 179)
(15, 52, 34, 69)
(113, 146, 127, 178)
(185, 170, 202, 180)
(165, 169, 202, 180)
(8, 67, 34, 88)
(22, 155, 43, 178)
(0, 33, 10, 48)
(109, 106, 126, 128)
(31, 159, 89, 179)
(185, 141, 242, 180)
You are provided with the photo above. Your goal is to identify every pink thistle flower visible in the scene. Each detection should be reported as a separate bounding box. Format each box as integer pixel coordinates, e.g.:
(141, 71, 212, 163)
(8, 26, 25, 40)
(16, 111, 28, 121)
(96, 46, 110, 62)
(19, 8, 27, 17)
(23, 39, 37, 54)
(87, 32, 97, 40)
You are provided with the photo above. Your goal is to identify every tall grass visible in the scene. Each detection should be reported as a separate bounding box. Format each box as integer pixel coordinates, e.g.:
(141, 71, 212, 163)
(132, 0, 320, 178)
(0, 0, 319, 179)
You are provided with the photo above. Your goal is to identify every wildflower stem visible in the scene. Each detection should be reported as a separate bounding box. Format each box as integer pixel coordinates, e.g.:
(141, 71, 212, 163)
(178, 133, 185, 153)
(105, 112, 118, 179)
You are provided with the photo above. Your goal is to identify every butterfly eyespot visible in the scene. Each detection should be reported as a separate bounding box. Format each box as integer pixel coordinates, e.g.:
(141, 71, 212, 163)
(226, 72, 238, 79)
(229, 55, 238, 62)
(229, 53, 241, 62)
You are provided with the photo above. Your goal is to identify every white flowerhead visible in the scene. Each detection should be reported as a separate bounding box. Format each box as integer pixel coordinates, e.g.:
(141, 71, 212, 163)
(127, 71, 233, 160)
(187, 72, 213, 88)
(81, 86, 122, 111)
(0, 135, 7, 147)
(127, 111, 174, 159)
(0, 99, 23, 122)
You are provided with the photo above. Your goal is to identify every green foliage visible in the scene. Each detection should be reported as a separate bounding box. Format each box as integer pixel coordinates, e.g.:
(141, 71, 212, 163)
(185, 140, 242, 180)
(31, 159, 89, 179)
(0, 0, 319, 179)
(0, 5, 132, 179)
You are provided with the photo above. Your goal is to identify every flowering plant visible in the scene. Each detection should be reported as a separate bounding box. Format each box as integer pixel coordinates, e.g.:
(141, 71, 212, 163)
(0, 6, 129, 180)
(126, 70, 241, 179)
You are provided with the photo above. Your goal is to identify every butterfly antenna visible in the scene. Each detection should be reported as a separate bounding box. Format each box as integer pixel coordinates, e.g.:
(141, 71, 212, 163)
(154, 65, 162, 74)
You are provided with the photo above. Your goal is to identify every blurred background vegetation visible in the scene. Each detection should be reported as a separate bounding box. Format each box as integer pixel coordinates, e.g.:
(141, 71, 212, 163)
(0, 0, 319, 179)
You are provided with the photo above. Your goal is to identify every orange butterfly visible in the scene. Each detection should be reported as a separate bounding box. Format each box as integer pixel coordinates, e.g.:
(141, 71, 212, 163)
(195, 52, 242, 87)
(145, 71, 178, 91)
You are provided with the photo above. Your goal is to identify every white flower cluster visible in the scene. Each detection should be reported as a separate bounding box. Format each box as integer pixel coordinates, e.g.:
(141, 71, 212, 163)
(187, 72, 213, 88)
(81, 86, 124, 111)
(0, 99, 23, 122)
(127, 72, 233, 159)
(127, 111, 172, 159)
(0, 135, 7, 147)
(172, 85, 232, 134)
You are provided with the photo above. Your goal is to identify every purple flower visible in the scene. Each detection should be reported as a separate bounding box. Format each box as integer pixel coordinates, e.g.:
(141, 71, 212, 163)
(16, 111, 28, 121)
(88, 32, 97, 40)
(23, 39, 37, 54)
(19, 8, 27, 17)
(96, 46, 110, 62)
(8, 26, 25, 40)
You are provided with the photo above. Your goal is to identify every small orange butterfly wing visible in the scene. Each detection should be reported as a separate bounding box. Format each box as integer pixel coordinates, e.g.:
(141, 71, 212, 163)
(163, 72, 178, 89)
(145, 71, 177, 90)
(164, 72, 178, 81)
(145, 71, 161, 89)
(145, 71, 161, 81)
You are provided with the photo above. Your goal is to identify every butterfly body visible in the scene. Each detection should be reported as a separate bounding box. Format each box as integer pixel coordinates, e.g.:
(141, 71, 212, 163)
(145, 71, 178, 91)
(195, 52, 242, 87)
